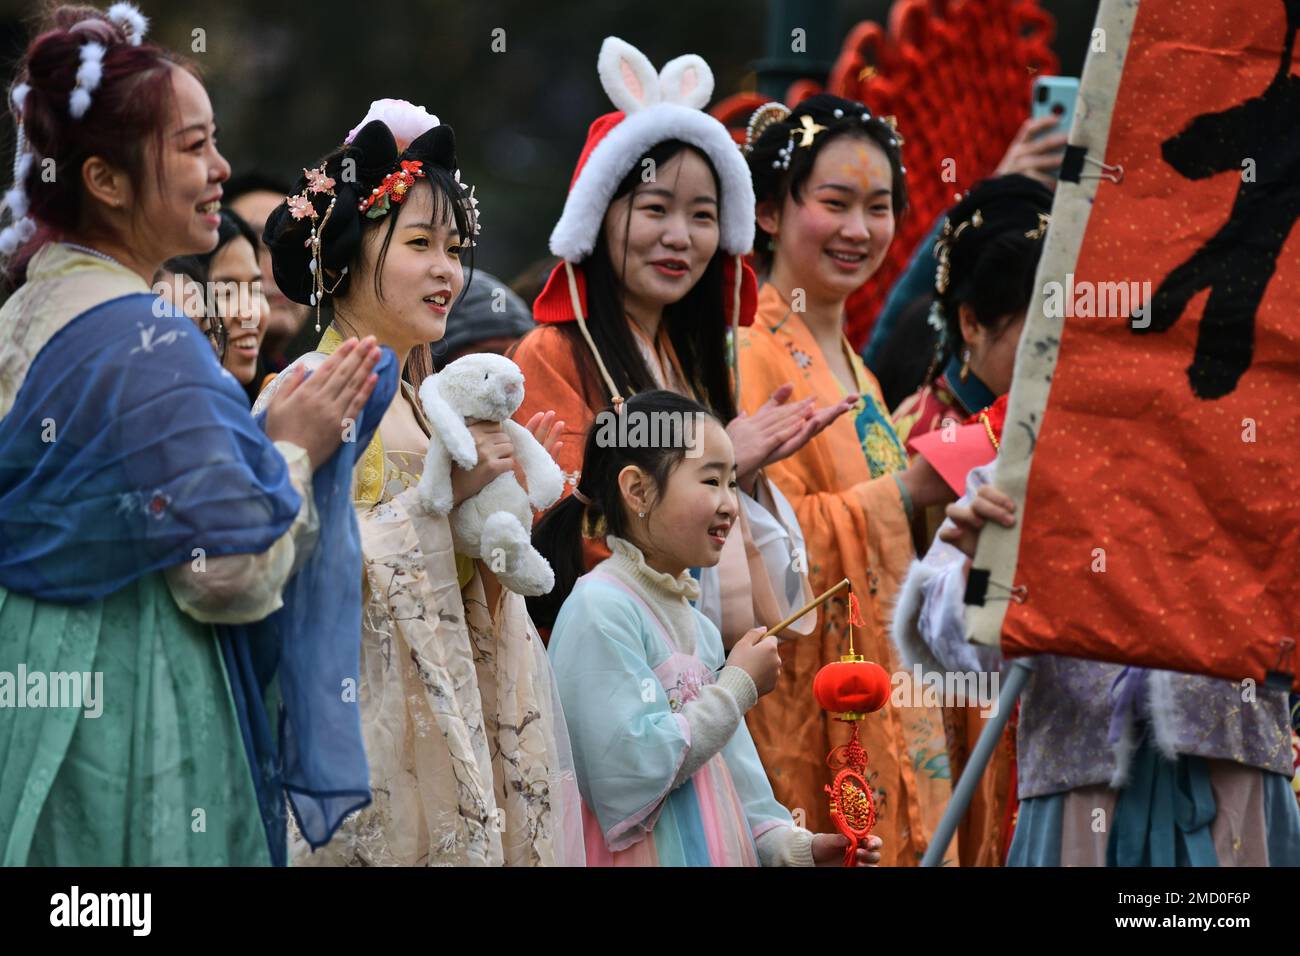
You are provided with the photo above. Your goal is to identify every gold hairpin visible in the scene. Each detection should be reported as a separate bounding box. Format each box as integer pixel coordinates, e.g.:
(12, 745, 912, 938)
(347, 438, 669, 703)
(933, 209, 982, 294)
(796, 114, 828, 148)
(952, 209, 982, 240)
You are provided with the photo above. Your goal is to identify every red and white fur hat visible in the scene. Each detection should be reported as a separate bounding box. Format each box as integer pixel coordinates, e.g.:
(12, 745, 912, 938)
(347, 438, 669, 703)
(534, 36, 758, 406)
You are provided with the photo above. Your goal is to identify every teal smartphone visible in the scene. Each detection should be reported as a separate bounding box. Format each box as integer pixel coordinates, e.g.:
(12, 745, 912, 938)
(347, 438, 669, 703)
(1031, 75, 1079, 177)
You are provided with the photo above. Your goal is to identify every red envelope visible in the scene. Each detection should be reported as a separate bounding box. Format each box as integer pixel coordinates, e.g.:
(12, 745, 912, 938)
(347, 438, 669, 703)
(908, 423, 997, 497)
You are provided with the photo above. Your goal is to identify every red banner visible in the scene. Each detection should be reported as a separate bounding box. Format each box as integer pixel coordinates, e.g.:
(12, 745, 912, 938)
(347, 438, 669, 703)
(969, 0, 1300, 690)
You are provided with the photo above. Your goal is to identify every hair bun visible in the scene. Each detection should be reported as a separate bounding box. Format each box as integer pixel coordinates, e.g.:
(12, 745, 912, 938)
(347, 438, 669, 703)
(941, 173, 1053, 279)
(263, 118, 467, 307)
(47, 4, 139, 47)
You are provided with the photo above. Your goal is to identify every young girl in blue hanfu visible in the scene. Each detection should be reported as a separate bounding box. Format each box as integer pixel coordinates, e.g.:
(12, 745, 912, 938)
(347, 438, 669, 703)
(536, 389, 883, 866)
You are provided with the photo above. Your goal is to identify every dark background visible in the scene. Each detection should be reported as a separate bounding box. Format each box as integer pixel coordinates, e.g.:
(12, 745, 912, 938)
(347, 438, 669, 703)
(0, 0, 1100, 286)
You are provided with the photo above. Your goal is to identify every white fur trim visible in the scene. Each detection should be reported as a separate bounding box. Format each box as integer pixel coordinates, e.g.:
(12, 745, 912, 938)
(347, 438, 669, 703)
(0, 223, 21, 255)
(1108, 709, 1139, 789)
(890, 559, 948, 674)
(1144, 670, 1185, 763)
(69, 41, 105, 120)
(107, 3, 149, 45)
(5, 150, 32, 221)
(0, 214, 34, 254)
(598, 37, 661, 114)
(68, 89, 92, 120)
(549, 103, 755, 260)
(4, 186, 27, 220)
(76, 42, 105, 82)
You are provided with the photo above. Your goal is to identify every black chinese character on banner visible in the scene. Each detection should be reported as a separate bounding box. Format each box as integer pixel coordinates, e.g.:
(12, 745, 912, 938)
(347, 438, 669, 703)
(1131, 0, 1300, 400)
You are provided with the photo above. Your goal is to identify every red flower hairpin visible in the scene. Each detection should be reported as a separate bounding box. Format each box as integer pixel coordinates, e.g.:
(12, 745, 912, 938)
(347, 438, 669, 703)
(358, 160, 426, 219)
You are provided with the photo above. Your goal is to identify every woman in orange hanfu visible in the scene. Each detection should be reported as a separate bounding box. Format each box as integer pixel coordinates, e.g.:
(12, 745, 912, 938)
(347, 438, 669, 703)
(736, 96, 958, 865)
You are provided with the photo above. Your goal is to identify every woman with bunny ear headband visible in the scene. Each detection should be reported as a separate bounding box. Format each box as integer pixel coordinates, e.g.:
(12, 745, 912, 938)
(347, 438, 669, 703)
(256, 98, 585, 867)
(514, 37, 851, 649)
(0, 3, 391, 867)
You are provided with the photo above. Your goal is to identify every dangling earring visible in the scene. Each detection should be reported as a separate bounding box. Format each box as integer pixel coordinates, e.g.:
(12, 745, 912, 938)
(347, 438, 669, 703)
(768, 236, 777, 252)
(960, 348, 971, 383)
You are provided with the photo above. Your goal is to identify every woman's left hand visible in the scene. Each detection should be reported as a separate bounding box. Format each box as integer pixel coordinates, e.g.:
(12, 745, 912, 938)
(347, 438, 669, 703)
(811, 832, 882, 867)
(524, 410, 565, 462)
(938, 484, 1018, 558)
(764, 394, 859, 468)
(897, 455, 958, 511)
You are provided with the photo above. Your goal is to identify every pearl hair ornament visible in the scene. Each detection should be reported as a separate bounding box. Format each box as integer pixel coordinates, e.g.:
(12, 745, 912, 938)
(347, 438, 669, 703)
(746, 100, 907, 173)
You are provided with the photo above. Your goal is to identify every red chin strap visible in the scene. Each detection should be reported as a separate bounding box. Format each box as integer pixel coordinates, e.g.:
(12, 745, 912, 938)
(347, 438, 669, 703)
(530, 253, 760, 408)
(531, 254, 758, 328)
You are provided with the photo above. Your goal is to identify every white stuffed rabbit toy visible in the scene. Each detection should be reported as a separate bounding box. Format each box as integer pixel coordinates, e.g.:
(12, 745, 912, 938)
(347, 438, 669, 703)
(416, 353, 564, 596)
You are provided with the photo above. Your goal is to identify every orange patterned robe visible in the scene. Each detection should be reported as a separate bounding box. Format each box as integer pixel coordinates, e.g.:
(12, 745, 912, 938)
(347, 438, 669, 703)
(736, 284, 954, 866)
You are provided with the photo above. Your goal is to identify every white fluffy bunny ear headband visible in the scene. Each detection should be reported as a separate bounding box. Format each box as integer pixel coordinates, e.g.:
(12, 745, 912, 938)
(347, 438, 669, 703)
(596, 35, 715, 114)
(551, 35, 753, 264)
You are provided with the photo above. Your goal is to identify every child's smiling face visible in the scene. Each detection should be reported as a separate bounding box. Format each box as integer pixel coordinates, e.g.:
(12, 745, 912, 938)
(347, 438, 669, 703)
(626, 419, 739, 576)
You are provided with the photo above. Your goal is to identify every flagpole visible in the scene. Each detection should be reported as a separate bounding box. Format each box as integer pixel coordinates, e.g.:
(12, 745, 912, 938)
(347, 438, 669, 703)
(920, 656, 1036, 867)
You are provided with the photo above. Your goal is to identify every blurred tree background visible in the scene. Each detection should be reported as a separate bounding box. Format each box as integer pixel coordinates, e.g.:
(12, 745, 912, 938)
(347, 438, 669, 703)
(0, 0, 1099, 287)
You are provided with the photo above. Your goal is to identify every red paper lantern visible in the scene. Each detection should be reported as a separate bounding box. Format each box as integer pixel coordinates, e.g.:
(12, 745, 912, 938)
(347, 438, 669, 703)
(813, 656, 891, 720)
(814, 592, 889, 866)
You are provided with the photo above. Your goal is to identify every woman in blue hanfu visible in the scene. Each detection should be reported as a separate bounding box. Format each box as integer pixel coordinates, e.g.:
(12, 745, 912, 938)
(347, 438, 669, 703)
(0, 4, 394, 866)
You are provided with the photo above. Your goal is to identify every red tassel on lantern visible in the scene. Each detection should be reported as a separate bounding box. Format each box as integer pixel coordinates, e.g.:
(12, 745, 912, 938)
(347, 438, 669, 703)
(814, 592, 890, 867)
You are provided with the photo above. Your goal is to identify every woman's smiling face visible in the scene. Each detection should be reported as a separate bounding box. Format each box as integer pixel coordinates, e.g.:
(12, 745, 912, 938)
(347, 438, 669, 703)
(208, 235, 267, 385)
(129, 66, 230, 263)
(761, 134, 897, 300)
(602, 147, 720, 321)
(343, 180, 464, 353)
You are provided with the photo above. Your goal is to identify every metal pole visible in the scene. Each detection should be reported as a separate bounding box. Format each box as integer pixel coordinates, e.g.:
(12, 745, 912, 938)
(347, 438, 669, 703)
(920, 656, 1036, 867)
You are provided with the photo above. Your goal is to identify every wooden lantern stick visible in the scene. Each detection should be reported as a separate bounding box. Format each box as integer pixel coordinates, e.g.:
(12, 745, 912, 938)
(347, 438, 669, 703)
(762, 578, 850, 640)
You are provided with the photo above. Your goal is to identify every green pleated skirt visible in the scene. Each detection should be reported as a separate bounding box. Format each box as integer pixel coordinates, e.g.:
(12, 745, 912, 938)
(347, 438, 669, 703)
(0, 572, 269, 865)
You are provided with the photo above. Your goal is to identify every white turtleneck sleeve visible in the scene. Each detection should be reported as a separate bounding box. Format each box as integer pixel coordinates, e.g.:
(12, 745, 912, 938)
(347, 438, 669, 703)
(669, 665, 758, 787)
